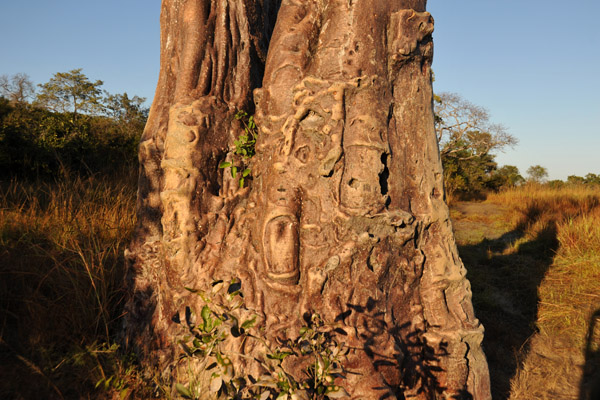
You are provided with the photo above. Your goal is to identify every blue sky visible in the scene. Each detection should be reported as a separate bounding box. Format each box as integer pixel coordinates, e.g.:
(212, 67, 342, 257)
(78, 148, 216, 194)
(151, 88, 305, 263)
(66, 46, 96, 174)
(1, 1, 598, 180)
(428, 0, 600, 180)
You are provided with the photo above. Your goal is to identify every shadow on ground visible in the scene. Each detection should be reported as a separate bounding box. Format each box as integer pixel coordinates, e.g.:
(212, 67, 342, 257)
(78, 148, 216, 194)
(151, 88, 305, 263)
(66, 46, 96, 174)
(0, 227, 128, 399)
(580, 309, 600, 400)
(455, 204, 559, 399)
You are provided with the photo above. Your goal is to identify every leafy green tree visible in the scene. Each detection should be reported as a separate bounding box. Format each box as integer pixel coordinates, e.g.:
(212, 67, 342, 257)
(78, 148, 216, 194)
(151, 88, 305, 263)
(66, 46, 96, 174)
(36, 69, 104, 133)
(488, 165, 525, 189)
(584, 173, 600, 185)
(103, 92, 148, 137)
(546, 179, 565, 188)
(1, 70, 147, 178)
(0, 96, 12, 119)
(526, 165, 548, 183)
(442, 150, 498, 196)
(567, 175, 585, 185)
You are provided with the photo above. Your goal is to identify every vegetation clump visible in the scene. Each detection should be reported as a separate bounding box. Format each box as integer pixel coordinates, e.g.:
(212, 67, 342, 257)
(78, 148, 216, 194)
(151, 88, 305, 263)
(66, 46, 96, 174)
(173, 279, 348, 400)
(0, 70, 147, 179)
(219, 110, 258, 188)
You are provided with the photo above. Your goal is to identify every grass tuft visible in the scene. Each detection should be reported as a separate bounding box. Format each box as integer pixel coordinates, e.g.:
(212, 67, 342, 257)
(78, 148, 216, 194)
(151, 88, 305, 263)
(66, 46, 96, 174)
(0, 173, 140, 399)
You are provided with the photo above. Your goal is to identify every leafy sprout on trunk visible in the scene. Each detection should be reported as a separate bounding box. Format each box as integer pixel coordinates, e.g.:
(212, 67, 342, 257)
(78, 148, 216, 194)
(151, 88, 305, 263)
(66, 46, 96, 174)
(219, 110, 258, 188)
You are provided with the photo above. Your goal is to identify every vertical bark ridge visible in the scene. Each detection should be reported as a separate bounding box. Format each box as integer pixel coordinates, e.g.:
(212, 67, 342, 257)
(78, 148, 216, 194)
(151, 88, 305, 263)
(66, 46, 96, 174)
(124, 0, 281, 367)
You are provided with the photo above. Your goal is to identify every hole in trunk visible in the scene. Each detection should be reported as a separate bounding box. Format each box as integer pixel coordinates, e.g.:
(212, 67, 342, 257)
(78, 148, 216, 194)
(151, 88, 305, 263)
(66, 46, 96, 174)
(379, 153, 389, 196)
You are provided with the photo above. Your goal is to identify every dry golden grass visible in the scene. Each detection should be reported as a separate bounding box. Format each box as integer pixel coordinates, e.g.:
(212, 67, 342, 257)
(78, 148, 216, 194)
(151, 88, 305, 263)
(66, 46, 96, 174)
(488, 184, 600, 347)
(0, 174, 139, 399)
(457, 184, 600, 399)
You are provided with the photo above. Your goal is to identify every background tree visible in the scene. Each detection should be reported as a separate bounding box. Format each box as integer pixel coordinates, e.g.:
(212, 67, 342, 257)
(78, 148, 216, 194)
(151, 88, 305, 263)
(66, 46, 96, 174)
(584, 173, 600, 185)
(0, 73, 35, 104)
(526, 165, 548, 183)
(103, 92, 148, 131)
(434, 92, 517, 197)
(441, 151, 498, 196)
(35, 68, 104, 134)
(123, 1, 491, 399)
(491, 165, 525, 188)
(567, 175, 585, 185)
(101, 91, 148, 150)
(566, 173, 600, 185)
(434, 92, 516, 160)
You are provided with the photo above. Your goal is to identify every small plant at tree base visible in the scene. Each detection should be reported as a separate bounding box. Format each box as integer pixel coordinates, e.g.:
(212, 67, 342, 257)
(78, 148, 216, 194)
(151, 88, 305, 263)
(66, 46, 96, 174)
(174, 279, 349, 400)
(255, 313, 349, 400)
(72, 341, 169, 399)
(219, 110, 258, 188)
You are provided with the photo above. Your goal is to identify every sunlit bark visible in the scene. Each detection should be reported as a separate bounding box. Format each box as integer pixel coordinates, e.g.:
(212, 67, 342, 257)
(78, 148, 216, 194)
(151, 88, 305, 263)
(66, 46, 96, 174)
(124, 1, 491, 398)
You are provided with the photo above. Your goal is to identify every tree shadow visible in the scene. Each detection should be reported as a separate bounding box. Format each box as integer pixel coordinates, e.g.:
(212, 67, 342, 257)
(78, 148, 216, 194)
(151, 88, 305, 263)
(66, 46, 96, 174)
(339, 300, 466, 399)
(457, 207, 559, 399)
(580, 309, 600, 400)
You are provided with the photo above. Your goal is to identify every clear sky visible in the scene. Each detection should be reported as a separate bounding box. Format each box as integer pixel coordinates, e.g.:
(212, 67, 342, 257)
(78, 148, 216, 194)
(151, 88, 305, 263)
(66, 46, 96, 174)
(428, 0, 600, 180)
(1, 0, 598, 180)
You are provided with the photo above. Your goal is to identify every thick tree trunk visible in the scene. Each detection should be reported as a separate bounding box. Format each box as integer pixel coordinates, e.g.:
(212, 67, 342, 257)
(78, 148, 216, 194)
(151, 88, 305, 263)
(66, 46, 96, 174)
(124, 1, 491, 398)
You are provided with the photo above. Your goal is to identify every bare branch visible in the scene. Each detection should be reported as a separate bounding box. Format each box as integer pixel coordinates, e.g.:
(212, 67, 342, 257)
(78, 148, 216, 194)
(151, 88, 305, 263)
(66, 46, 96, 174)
(434, 92, 517, 161)
(0, 73, 35, 104)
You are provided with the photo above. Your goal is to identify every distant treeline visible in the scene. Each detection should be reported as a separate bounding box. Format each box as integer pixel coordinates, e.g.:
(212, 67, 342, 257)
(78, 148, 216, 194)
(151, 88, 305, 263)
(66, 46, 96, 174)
(547, 173, 600, 187)
(0, 70, 147, 179)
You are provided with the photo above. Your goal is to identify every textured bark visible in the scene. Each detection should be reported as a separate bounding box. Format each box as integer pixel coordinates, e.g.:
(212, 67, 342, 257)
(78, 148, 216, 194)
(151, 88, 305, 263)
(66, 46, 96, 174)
(124, 1, 491, 398)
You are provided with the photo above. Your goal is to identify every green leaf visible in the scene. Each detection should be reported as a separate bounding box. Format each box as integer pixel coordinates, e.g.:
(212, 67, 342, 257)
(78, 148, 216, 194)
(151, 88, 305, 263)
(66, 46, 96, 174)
(201, 305, 211, 329)
(119, 388, 130, 400)
(215, 351, 225, 365)
(231, 166, 237, 178)
(219, 161, 232, 169)
(241, 315, 257, 330)
(242, 168, 251, 177)
(175, 383, 194, 399)
(267, 350, 293, 361)
(239, 178, 245, 188)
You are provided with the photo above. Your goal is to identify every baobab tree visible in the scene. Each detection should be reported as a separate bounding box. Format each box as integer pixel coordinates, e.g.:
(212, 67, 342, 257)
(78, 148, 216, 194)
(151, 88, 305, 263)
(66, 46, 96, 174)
(123, 1, 491, 398)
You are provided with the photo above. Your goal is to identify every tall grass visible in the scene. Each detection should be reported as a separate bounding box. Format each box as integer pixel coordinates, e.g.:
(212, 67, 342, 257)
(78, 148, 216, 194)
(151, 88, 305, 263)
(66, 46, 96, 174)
(0, 173, 137, 399)
(487, 184, 600, 347)
(482, 184, 600, 399)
